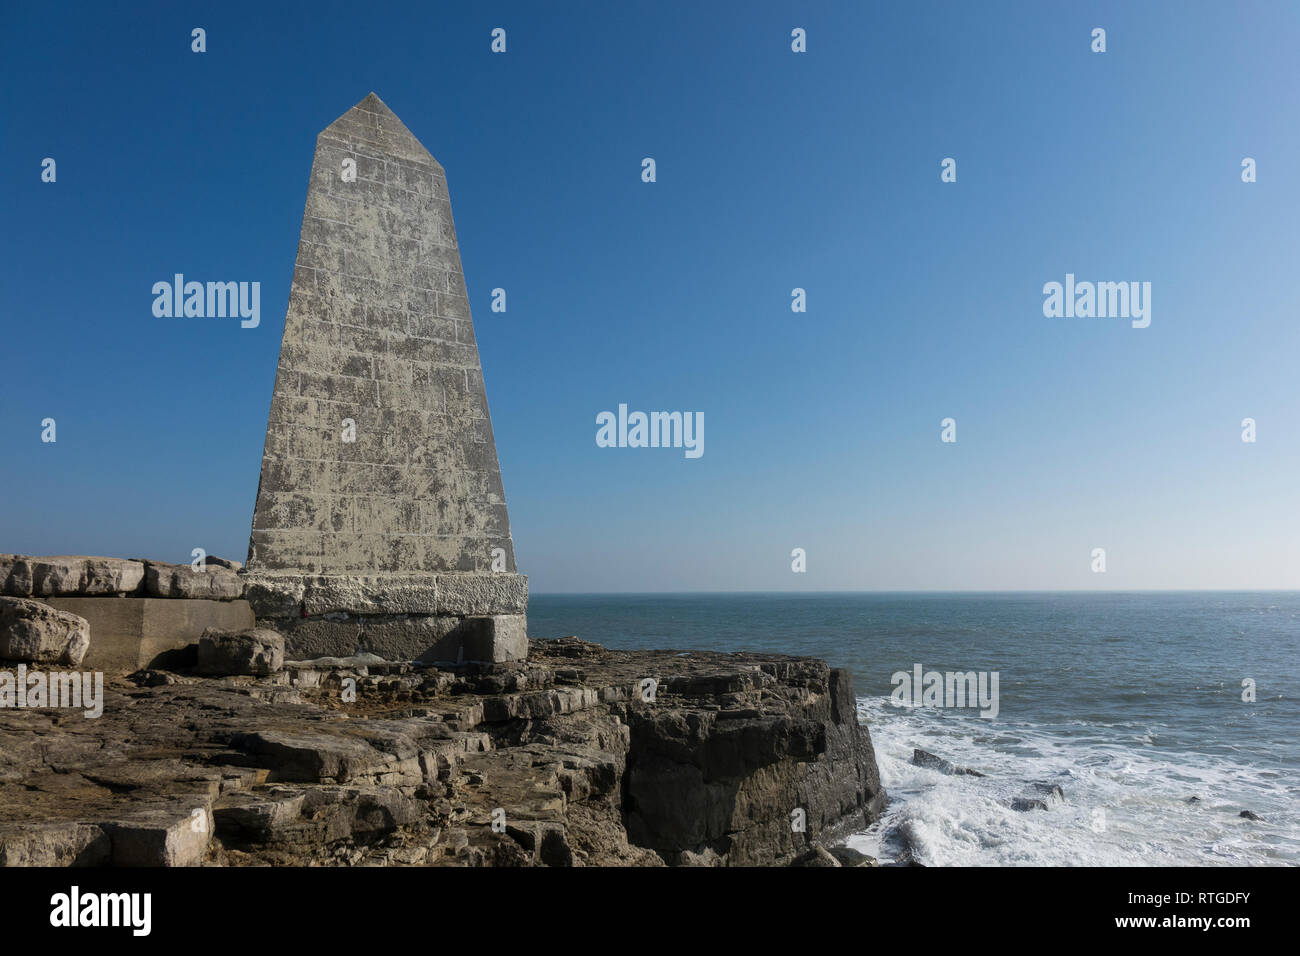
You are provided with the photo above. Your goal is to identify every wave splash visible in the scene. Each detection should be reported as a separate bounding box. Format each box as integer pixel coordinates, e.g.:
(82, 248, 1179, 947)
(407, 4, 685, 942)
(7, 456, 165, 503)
(849, 696, 1297, 866)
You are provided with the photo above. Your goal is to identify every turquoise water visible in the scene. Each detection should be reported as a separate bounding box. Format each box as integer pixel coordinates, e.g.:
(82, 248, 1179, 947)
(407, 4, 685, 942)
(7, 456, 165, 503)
(528, 592, 1300, 865)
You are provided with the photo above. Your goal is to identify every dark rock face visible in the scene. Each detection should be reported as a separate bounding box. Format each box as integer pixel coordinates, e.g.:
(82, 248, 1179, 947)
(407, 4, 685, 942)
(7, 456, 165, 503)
(829, 844, 878, 867)
(791, 845, 841, 867)
(0, 638, 885, 867)
(619, 655, 884, 865)
(1010, 783, 1065, 812)
(912, 748, 985, 777)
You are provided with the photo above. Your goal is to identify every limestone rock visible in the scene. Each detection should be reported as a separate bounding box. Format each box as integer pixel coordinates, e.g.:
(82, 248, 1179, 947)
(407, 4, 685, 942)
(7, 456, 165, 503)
(912, 748, 985, 777)
(103, 804, 211, 866)
(240, 572, 305, 619)
(127, 669, 178, 687)
(241, 573, 529, 664)
(466, 615, 528, 663)
(791, 845, 841, 867)
(829, 844, 878, 867)
(1011, 783, 1065, 812)
(0, 639, 886, 867)
(204, 556, 243, 571)
(34, 594, 254, 674)
(0, 823, 111, 866)
(0, 554, 145, 597)
(145, 561, 243, 600)
(0, 597, 90, 666)
(198, 627, 285, 676)
(302, 575, 440, 616)
(617, 657, 885, 865)
(213, 789, 307, 842)
(437, 574, 528, 616)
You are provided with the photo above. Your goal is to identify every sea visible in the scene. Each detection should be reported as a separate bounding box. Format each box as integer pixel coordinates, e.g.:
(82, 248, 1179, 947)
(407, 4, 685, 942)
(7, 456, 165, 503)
(527, 592, 1299, 866)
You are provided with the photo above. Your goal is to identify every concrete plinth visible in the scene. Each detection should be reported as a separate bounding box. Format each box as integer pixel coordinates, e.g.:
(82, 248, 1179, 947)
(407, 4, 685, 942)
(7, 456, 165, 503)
(35, 598, 255, 673)
(241, 571, 526, 662)
(267, 612, 527, 664)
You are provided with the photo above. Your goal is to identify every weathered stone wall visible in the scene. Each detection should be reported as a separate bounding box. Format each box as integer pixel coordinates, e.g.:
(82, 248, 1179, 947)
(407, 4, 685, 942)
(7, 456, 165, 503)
(242, 571, 528, 663)
(1, 554, 255, 672)
(0, 554, 244, 599)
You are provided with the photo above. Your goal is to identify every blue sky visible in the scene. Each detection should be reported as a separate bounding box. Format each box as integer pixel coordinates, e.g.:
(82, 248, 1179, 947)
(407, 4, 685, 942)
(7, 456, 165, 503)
(2, 0, 1298, 591)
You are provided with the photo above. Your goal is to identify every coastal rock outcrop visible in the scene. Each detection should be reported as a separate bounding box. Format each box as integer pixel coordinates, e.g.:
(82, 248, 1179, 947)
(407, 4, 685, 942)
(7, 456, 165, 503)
(0, 638, 885, 866)
(620, 657, 883, 864)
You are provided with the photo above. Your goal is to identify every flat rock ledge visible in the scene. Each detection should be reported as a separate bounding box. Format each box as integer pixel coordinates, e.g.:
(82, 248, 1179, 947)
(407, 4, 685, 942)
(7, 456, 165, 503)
(0, 554, 243, 600)
(0, 638, 885, 867)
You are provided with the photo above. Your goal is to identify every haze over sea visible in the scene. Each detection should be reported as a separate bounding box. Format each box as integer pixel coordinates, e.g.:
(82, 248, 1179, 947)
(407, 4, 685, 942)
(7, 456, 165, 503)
(529, 591, 1299, 866)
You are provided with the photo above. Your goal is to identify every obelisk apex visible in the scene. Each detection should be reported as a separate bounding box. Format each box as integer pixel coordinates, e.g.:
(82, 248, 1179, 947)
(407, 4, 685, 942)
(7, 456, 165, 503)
(244, 93, 527, 663)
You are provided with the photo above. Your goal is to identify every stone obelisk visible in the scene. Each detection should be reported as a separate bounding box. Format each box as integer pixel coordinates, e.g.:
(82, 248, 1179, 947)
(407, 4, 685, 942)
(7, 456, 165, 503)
(243, 92, 527, 663)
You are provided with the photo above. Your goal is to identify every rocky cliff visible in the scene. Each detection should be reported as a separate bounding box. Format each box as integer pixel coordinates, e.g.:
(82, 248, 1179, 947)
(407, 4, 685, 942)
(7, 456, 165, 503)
(0, 638, 885, 866)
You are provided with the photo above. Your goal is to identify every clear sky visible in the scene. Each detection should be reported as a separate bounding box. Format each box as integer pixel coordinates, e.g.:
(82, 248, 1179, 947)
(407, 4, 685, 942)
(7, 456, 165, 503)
(2, 0, 1298, 591)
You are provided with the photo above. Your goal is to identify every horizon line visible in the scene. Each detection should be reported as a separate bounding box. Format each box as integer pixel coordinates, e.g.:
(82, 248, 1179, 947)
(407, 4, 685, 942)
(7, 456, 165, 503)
(530, 588, 1300, 596)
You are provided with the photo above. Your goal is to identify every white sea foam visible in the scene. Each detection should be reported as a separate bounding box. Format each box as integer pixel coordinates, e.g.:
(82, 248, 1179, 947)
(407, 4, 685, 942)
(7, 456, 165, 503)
(849, 696, 1299, 866)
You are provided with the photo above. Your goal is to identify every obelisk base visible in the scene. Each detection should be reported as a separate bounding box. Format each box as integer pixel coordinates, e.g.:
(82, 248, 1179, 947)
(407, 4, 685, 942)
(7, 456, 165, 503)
(241, 572, 528, 663)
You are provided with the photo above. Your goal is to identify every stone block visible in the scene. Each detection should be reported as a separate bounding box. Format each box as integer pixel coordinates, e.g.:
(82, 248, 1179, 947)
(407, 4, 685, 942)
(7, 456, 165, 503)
(198, 627, 285, 676)
(302, 574, 439, 616)
(462, 615, 528, 663)
(241, 572, 306, 619)
(242, 571, 528, 620)
(204, 556, 243, 571)
(436, 573, 528, 616)
(103, 804, 211, 866)
(268, 618, 339, 660)
(36, 598, 255, 673)
(272, 611, 525, 664)
(0, 597, 90, 666)
(144, 561, 243, 600)
(359, 615, 464, 662)
(0, 823, 111, 866)
(0, 554, 145, 597)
